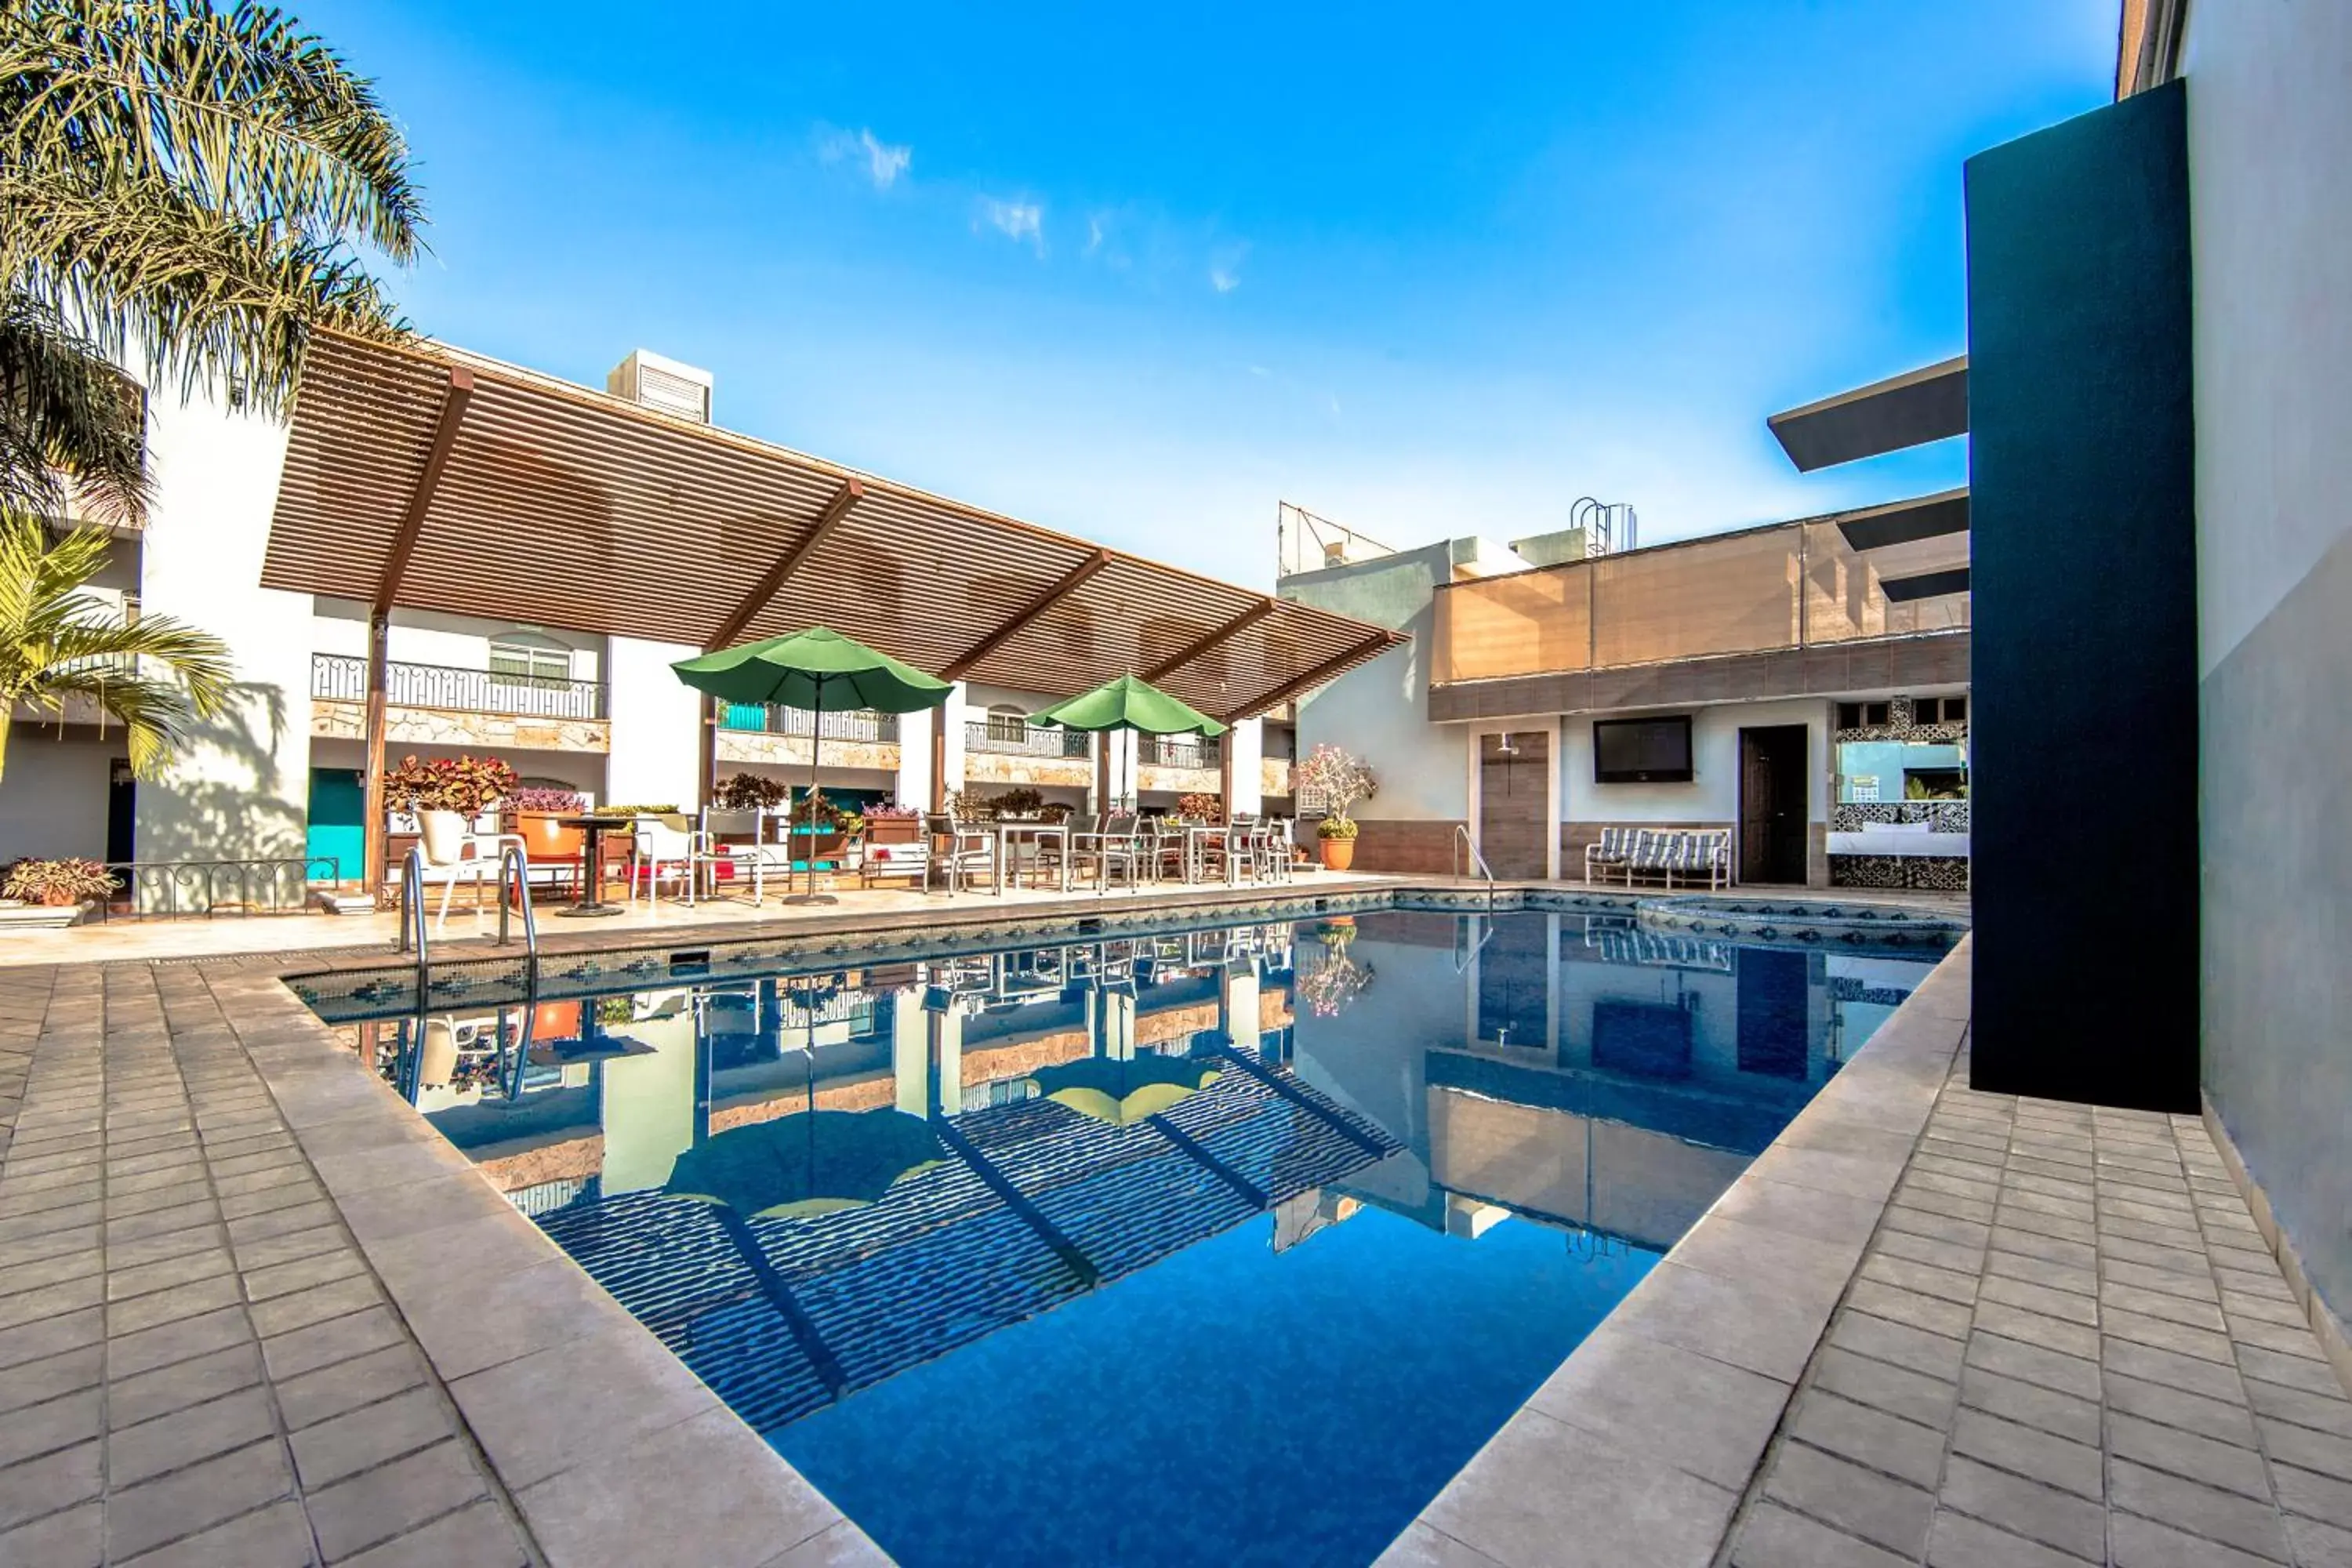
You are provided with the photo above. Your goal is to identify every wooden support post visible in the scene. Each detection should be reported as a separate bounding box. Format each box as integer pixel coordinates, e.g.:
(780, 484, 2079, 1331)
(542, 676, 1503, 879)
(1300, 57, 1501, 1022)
(929, 702, 948, 814)
(361, 608, 391, 902)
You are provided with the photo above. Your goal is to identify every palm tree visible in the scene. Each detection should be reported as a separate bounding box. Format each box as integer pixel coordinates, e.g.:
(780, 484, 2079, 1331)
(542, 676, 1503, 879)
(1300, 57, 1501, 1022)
(0, 508, 232, 782)
(0, 0, 423, 522)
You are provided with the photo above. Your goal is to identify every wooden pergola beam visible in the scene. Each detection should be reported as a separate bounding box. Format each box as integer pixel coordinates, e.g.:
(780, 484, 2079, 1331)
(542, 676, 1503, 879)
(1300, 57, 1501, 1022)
(363, 366, 474, 902)
(1143, 597, 1278, 683)
(706, 477, 866, 652)
(1224, 631, 1400, 724)
(943, 549, 1112, 680)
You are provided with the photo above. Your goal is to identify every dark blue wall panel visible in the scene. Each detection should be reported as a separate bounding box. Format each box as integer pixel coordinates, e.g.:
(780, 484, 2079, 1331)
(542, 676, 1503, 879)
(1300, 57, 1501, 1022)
(1964, 81, 2198, 1111)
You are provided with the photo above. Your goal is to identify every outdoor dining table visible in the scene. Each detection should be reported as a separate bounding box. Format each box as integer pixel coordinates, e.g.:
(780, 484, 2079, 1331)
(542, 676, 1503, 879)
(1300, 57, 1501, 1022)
(555, 816, 625, 916)
(1175, 822, 1243, 886)
(993, 822, 1070, 897)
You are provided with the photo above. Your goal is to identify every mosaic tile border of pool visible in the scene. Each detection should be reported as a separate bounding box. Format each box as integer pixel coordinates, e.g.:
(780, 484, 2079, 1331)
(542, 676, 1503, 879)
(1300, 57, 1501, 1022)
(285, 885, 1966, 1021)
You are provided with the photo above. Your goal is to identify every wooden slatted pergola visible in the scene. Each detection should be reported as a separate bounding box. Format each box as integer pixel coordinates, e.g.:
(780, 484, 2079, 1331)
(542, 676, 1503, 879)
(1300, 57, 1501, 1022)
(261, 332, 1405, 887)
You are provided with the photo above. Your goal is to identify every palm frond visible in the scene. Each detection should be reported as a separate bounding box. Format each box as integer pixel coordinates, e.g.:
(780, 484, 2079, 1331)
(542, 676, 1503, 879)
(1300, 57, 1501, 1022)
(0, 163, 403, 407)
(0, 0, 423, 259)
(0, 294, 148, 524)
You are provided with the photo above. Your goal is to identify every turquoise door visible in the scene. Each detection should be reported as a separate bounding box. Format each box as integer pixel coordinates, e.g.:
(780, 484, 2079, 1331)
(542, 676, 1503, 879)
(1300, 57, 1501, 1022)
(306, 767, 365, 882)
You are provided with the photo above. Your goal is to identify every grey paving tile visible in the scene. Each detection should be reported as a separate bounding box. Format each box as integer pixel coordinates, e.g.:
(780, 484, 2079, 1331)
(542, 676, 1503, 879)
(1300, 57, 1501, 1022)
(2272, 1461, 2352, 1529)
(100, 1438, 294, 1561)
(108, 1341, 268, 1429)
(106, 1246, 235, 1303)
(2109, 1456, 2292, 1563)
(1882, 1203, 1992, 1250)
(0, 1499, 102, 1568)
(446, 1323, 721, 1493)
(274, 1343, 432, 1432)
(2107, 1305, 2238, 1365)
(1873, 1226, 1984, 1276)
(1958, 1363, 2101, 1446)
(106, 1274, 245, 1338)
(1860, 1250, 1981, 1305)
(247, 1271, 384, 1339)
(231, 1223, 349, 1273)
(1591, 1260, 1831, 1385)
(306, 1439, 488, 1562)
(289, 1387, 461, 1491)
(1811, 1344, 1958, 1428)
(2108, 1256, 2221, 1302)
(2283, 1515, 2352, 1568)
(107, 1386, 282, 1487)
(1787, 1388, 1945, 1488)
(1983, 1242, 2098, 1291)
(1412, 1408, 1740, 1568)
(0, 1385, 101, 1469)
(241, 1246, 368, 1304)
(1980, 1272, 2100, 1327)
(2105, 1336, 2246, 1404)
(1975, 1298, 2100, 1360)
(0, 1438, 103, 1535)
(115, 1498, 316, 1568)
(2109, 1410, 2274, 1498)
(2229, 1313, 2335, 1361)
(0, 1272, 103, 1332)
(0, 1304, 101, 1372)
(336, 1498, 530, 1568)
(108, 1304, 255, 1379)
(2242, 1344, 2351, 1399)
(1830, 1308, 1967, 1383)
(1923, 1508, 2090, 1568)
(2259, 1415, 2352, 1479)
(1761, 1440, 1933, 1558)
(2105, 1370, 2259, 1446)
(2109, 1510, 2285, 1566)
(260, 1305, 407, 1383)
(0, 1340, 100, 1415)
(1729, 1500, 1910, 1568)
(1937, 1454, 2105, 1561)
(1950, 1404, 2103, 1498)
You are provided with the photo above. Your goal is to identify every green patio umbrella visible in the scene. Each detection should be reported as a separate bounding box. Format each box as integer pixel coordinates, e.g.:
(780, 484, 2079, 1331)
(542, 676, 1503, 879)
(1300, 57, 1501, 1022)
(1026, 1054, 1222, 1127)
(666, 1109, 945, 1218)
(673, 627, 952, 903)
(1030, 673, 1227, 818)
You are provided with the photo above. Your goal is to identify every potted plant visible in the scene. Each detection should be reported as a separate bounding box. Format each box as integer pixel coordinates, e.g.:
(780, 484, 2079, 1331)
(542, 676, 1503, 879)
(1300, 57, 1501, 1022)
(991, 787, 1044, 821)
(382, 754, 517, 862)
(1298, 921, 1374, 1017)
(1177, 791, 1221, 825)
(713, 771, 792, 811)
(1294, 743, 1377, 871)
(2, 856, 117, 910)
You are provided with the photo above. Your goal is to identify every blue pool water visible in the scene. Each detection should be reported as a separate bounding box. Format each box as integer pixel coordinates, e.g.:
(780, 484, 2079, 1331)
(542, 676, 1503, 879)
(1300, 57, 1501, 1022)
(336, 908, 1939, 1566)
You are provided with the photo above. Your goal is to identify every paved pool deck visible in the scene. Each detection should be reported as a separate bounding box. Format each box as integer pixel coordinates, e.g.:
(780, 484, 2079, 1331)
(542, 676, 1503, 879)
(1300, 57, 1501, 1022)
(18, 887, 2335, 1567)
(1383, 936, 2352, 1568)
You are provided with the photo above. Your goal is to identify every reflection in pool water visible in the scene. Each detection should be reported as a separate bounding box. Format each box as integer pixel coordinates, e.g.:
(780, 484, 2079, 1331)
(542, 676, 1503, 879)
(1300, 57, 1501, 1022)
(345, 910, 1936, 1567)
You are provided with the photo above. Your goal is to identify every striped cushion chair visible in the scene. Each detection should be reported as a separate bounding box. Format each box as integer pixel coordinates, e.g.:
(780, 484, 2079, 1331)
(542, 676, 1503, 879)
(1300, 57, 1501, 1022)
(1584, 826, 1638, 883)
(1627, 829, 1672, 884)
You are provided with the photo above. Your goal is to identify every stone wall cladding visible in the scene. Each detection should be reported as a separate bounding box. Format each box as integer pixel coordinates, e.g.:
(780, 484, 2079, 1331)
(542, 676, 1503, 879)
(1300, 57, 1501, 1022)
(967, 753, 1091, 788)
(1138, 763, 1218, 794)
(311, 697, 612, 753)
(716, 731, 900, 772)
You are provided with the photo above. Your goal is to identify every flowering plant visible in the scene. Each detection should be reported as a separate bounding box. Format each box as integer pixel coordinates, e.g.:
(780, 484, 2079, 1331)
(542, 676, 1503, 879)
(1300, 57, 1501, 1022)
(864, 802, 922, 820)
(1296, 926, 1374, 1018)
(510, 786, 585, 812)
(1294, 744, 1375, 831)
(381, 754, 517, 816)
(1177, 792, 1221, 823)
(713, 771, 791, 811)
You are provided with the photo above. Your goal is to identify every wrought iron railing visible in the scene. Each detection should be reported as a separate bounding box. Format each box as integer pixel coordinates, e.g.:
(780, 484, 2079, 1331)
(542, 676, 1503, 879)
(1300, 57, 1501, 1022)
(90, 856, 342, 920)
(966, 720, 1088, 758)
(310, 652, 607, 720)
(720, 705, 899, 742)
(1138, 735, 1222, 769)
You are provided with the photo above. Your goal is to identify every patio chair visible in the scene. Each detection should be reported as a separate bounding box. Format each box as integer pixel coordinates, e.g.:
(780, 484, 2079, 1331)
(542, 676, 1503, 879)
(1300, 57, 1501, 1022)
(1584, 826, 1639, 884)
(1073, 813, 1146, 891)
(407, 828, 522, 935)
(859, 820, 930, 890)
(700, 808, 793, 903)
(927, 812, 996, 895)
(628, 814, 702, 905)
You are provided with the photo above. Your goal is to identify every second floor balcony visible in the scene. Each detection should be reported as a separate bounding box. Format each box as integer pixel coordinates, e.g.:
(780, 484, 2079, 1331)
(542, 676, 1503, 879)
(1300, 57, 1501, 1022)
(967, 719, 1090, 758)
(1138, 735, 1222, 769)
(721, 705, 899, 742)
(311, 652, 606, 720)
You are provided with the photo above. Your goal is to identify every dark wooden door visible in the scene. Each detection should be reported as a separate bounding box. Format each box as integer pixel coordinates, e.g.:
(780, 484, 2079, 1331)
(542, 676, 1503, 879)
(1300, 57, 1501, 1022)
(1478, 731, 1549, 879)
(1738, 725, 1809, 884)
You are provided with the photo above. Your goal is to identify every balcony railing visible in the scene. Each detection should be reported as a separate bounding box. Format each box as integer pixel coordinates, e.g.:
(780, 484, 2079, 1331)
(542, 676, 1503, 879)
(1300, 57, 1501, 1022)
(1138, 735, 1222, 769)
(1433, 514, 1971, 685)
(312, 653, 606, 720)
(720, 705, 899, 742)
(966, 720, 1089, 758)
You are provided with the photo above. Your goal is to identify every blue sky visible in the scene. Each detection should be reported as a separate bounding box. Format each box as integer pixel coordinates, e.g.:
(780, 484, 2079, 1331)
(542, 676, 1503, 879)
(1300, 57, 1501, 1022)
(310, 1, 2118, 589)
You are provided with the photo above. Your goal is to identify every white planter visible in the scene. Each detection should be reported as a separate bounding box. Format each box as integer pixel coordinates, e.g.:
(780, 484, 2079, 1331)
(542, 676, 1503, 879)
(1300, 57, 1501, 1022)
(0, 899, 82, 931)
(419, 810, 469, 864)
(419, 1018, 459, 1091)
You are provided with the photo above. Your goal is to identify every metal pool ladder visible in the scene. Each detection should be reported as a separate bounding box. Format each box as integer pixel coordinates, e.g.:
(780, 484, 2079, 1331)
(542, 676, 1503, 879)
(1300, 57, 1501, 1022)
(1453, 823, 1498, 908)
(395, 842, 540, 990)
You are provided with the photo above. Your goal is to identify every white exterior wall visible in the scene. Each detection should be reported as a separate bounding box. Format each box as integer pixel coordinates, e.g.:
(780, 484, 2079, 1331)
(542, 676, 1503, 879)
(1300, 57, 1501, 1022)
(132, 389, 310, 861)
(1226, 717, 1264, 816)
(604, 636, 702, 807)
(1560, 698, 1831, 826)
(310, 601, 602, 679)
(1298, 643, 1466, 821)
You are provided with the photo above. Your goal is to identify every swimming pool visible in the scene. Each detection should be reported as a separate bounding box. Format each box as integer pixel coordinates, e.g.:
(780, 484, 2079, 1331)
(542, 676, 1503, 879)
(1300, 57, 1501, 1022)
(326, 907, 1939, 1566)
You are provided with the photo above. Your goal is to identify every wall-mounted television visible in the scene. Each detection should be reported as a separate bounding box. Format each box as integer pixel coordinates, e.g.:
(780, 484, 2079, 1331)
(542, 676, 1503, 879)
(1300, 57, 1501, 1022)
(1593, 716, 1693, 783)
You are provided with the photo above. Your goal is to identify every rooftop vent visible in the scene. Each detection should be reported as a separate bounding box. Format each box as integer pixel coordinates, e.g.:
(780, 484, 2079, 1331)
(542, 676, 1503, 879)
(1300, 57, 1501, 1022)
(607, 349, 713, 424)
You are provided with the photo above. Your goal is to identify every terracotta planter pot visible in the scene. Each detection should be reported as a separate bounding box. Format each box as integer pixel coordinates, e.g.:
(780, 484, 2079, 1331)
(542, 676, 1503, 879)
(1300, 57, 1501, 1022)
(866, 817, 923, 844)
(1319, 837, 1356, 872)
(38, 887, 80, 908)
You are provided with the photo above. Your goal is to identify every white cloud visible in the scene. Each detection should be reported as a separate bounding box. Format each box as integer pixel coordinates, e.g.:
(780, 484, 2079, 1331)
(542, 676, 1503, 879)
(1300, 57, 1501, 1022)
(976, 196, 1045, 254)
(1086, 214, 1105, 255)
(818, 126, 911, 190)
(1208, 241, 1249, 294)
